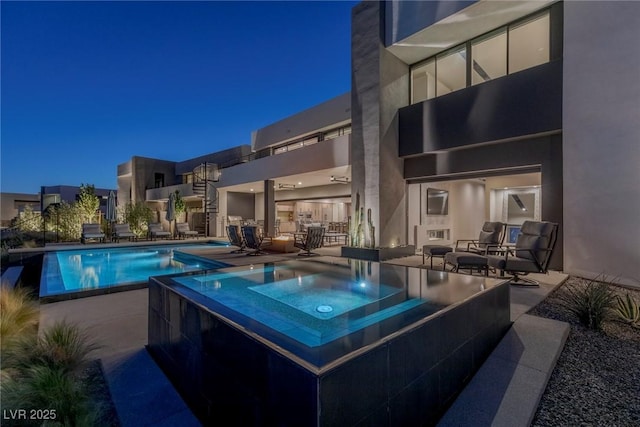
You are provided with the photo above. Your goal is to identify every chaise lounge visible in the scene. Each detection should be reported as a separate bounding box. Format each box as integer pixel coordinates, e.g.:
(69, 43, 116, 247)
(113, 223, 137, 242)
(81, 223, 105, 244)
(148, 223, 171, 240)
(176, 222, 199, 239)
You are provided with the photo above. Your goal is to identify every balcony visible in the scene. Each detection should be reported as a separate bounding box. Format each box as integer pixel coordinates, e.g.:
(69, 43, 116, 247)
(145, 183, 198, 202)
(399, 60, 562, 156)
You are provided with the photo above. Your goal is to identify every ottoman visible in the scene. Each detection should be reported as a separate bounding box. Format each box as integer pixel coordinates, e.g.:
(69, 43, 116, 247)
(444, 252, 489, 276)
(422, 245, 453, 269)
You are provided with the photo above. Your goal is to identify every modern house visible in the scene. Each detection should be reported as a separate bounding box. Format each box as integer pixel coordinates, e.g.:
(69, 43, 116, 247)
(348, 0, 638, 286)
(120, 0, 639, 287)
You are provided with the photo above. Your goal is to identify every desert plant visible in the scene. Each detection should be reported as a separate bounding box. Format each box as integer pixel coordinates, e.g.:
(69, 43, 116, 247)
(1, 365, 97, 427)
(0, 287, 39, 355)
(558, 276, 616, 330)
(613, 293, 640, 326)
(4, 321, 98, 375)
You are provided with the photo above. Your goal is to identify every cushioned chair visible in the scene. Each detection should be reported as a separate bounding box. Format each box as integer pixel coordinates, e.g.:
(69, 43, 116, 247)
(486, 220, 559, 287)
(444, 222, 506, 275)
(113, 223, 136, 242)
(227, 225, 246, 253)
(81, 223, 105, 244)
(176, 222, 199, 239)
(454, 221, 506, 255)
(148, 223, 171, 240)
(294, 226, 325, 256)
(241, 225, 271, 256)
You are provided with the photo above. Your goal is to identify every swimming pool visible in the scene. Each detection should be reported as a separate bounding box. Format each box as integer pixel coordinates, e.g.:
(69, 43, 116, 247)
(40, 243, 228, 300)
(149, 257, 511, 425)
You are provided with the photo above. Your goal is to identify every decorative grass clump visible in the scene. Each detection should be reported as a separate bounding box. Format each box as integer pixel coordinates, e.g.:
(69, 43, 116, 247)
(0, 287, 102, 426)
(0, 286, 39, 354)
(614, 293, 640, 327)
(558, 276, 616, 330)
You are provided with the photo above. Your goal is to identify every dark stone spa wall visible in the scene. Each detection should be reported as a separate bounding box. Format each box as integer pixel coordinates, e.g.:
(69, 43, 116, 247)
(148, 278, 510, 426)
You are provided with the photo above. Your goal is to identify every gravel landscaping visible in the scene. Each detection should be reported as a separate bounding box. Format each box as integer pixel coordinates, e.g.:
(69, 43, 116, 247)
(530, 277, 640, 426)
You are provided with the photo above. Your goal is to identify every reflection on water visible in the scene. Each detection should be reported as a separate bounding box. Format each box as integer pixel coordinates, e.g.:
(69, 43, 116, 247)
(56, 246, 210, 291)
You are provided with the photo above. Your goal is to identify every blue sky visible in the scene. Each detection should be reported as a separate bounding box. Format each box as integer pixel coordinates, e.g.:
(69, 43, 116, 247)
(1, 1, 357, 194)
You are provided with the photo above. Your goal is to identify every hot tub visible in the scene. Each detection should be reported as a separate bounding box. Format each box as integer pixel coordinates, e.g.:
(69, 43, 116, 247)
(148, 258, 510, 426)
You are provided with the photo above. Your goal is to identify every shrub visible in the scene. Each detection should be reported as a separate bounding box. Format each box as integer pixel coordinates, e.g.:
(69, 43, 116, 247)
(558, 276, 616, 330)
(4, 320, 98, 376)
(1, 365, 97, 426)
(1, 320, 99, 426)
(0, 287, 39, 355)
(614, 293, 640, 326)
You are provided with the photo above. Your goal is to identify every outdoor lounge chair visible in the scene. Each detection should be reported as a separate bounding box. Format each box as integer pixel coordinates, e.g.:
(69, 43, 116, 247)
(81, 223, 105, 244)
(227, 225, 246, 253)
(486, 220, 559, 287)
(147, 223, 171, 240)
(294, 226, 325, 256)
(453, 221, 506, 255)
(241, 225, 271, 256)
(444, 222, 506, 275)
(176, 222, 199, 239)
(113, 223, 136, 242)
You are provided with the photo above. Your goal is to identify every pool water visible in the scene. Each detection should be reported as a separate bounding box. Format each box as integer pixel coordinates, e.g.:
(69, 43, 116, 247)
(171, 259, 441, 352)
(40, 243, 227, 299)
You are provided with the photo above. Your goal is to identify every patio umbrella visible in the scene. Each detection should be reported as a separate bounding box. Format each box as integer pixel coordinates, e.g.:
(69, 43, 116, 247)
(166, 192, 176, 238)
(106, 190, 117, 239)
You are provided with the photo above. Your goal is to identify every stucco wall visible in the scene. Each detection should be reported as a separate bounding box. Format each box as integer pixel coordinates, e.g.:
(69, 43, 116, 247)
(563, 1, 640, 286)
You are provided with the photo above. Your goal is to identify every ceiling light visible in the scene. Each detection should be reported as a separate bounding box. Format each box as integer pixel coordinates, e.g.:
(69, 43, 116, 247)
(250, 188, 254, 192)
(330, 175, 350, 184)
(298, 182, 302, 185)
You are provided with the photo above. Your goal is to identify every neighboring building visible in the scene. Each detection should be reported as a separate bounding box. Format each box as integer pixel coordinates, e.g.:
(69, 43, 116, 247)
(40, 185, 115, 216)
(0, 192, 40, 228)
(1, 186, 116, 228)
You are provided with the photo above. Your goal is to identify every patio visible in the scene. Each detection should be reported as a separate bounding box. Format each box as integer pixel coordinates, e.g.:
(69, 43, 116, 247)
(37, 242, 569, 426)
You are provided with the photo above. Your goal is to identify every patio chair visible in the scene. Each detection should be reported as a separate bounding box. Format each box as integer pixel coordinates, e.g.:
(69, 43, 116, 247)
(294, 226, 325, 256)
(241, 225, 271, 256)
(443, 222, 506, 275)
(176, 222, 199, 239)
(81, 223, 105, 244)
(454, 221, 506, 255)
(113, 223, 136, 242)
(147, 223, 171, 240)
(486, 220, 559, 287)
(227, 225, 246, 253)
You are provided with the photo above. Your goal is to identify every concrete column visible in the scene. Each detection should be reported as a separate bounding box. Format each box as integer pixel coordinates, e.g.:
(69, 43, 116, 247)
(263, 180, 275, 237)
(351, 1, 409, 247)
(213, 189, 228, 238)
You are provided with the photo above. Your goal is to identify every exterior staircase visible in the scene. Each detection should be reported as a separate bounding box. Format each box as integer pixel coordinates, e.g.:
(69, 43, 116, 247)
(192, 163, 219, 236)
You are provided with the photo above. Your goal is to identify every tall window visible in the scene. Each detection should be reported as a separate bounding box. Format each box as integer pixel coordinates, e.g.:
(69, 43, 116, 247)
(411, 59, 436, 103)
(154, 173, 164, 188)
(471, 29, 507, 85)
(411, 10, 551, 104)
(436, 46, 466, 95)
(509, 13, 550, 73)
